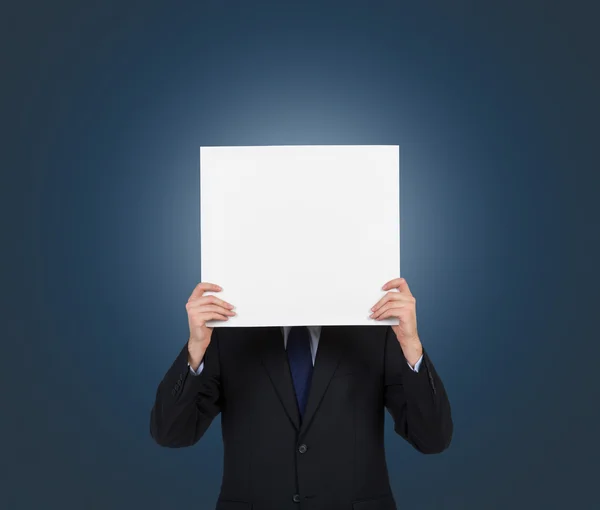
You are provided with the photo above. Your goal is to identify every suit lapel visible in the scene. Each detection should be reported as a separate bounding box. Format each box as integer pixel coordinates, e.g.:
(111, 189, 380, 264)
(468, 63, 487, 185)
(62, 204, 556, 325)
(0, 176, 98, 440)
(300, 326, 346, 436)
(259, 327, 301, 431)
(259, 326, 347, 435)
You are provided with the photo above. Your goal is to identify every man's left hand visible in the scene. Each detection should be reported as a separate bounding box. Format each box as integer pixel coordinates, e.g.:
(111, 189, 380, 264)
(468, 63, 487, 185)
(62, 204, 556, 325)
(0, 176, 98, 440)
(370, 277, 423, 366)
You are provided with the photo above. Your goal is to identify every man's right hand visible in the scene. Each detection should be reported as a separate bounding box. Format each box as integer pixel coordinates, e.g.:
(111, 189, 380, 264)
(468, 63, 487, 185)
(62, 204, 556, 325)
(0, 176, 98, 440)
(186, 282, 236, 370)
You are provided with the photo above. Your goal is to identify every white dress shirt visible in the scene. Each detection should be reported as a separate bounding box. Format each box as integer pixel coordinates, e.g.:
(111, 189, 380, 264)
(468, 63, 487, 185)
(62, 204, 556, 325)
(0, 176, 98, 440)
(189, 326, 423, 375)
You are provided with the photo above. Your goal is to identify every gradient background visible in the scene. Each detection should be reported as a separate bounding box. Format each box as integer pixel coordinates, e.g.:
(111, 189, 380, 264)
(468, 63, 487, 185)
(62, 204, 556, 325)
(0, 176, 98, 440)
(2, 1, 599, 509)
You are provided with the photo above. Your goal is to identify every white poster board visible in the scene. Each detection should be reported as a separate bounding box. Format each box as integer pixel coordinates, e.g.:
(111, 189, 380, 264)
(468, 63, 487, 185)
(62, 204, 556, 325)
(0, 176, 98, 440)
(200, 145, 400, 327)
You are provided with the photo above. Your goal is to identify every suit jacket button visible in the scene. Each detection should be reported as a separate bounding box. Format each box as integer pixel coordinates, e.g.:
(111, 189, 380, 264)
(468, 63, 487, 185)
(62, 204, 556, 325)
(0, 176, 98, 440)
(292, 494, 301, 503)
(298, 444, 307, 454)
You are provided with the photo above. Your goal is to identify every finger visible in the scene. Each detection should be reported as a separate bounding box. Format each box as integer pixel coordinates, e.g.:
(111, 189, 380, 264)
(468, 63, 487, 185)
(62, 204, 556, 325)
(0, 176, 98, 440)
(188, 303, 236, 316)
(190, 295, 234, 309)
(373, 306, 409, 321)
(371, 302, 407, 320)
(382, 277, 413, 296)
(371, 291, 405, 312)
(196, 311, 231, 323)
(371, 292, 413, 312)
(189, 282, 222, 301)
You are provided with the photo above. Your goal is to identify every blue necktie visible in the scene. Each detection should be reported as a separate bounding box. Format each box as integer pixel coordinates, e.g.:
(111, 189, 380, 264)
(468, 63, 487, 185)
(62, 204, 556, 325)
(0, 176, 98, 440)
(286, 326, 314, 419)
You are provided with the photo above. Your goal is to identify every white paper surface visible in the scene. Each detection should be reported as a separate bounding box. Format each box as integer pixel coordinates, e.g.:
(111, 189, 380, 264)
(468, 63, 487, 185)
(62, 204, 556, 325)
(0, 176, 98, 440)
(200, 145, 400, 327)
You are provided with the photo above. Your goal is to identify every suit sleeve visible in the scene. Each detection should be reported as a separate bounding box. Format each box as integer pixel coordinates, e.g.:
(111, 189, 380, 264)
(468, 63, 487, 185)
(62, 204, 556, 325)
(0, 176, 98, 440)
(149, 330, 222, 447)
(383, 326, 453, 454)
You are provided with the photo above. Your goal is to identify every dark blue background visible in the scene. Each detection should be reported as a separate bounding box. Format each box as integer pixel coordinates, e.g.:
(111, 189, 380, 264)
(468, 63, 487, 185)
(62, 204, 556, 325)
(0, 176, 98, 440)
(3, 1, 598, 509)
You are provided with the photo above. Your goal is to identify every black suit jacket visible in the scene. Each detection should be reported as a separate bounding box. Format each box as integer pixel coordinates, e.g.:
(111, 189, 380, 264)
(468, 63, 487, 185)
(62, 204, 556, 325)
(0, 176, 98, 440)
(150, 325, 453, 510)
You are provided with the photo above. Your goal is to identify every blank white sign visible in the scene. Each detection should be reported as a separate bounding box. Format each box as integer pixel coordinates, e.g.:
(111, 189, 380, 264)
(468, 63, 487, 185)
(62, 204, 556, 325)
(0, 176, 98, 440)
(200, 145, 400, 327)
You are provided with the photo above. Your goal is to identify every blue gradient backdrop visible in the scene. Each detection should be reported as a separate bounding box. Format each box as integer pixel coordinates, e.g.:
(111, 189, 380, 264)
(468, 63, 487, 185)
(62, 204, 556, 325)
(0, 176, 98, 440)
(2, 1, 598, 509)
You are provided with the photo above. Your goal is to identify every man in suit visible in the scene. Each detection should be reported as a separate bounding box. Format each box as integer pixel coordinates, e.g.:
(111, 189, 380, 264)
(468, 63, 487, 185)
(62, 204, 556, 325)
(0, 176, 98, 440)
(150, 277, 452, 510)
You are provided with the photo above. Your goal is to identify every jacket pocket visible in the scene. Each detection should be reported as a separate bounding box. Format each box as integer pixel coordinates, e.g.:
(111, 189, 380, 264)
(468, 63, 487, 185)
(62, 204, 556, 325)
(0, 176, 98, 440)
(352, 493, 396, 510)
(332, 369, 355, 378)
(216, 499, 253, 510)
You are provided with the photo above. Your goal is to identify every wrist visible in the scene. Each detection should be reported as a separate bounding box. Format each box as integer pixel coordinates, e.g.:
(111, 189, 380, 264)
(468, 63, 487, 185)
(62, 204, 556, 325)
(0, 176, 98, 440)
(399, 336, 423, 366)
(187, 339, 208, 370)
